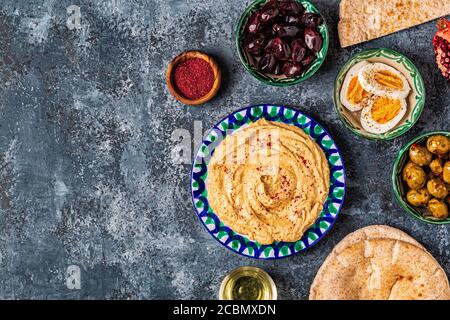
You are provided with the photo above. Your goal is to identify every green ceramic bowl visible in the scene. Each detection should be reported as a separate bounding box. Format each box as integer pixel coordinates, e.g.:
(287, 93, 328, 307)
(333, 48, 425, 141)
(236, 0, 329, 86)
(392, 131, 450, 225)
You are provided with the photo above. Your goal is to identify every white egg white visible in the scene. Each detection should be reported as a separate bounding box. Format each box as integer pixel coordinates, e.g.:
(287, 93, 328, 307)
(339, 61, 369, 112)
(358, 62, 411, 100)
(360, 96, 407, 134)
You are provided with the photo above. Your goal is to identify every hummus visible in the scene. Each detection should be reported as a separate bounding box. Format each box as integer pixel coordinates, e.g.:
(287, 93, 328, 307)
(207, 119, 330, 245)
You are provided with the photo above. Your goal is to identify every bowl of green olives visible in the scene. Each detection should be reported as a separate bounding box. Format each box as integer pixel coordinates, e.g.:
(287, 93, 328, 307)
(392, 131, 450, 224)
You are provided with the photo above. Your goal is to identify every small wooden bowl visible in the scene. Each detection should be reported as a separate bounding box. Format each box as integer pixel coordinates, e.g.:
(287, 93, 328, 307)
(166, 51, 221, 106)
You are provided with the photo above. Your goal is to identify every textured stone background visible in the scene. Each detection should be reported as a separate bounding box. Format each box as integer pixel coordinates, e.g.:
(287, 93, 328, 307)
(0, 0, 448, 299)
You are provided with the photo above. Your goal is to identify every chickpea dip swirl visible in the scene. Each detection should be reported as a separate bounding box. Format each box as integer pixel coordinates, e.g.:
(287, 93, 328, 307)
(206, 119, 330, 245)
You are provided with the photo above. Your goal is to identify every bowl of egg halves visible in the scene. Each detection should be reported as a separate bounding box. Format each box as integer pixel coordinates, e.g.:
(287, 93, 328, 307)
(333, 48, 425, 141)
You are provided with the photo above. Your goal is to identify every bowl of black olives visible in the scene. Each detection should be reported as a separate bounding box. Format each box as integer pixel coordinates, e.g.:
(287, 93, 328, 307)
(236, 0, 328, 86)
(392, 131, 450, 224)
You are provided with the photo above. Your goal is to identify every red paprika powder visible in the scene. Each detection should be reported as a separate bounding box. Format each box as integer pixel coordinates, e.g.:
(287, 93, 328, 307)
(173, 57, 215, 100)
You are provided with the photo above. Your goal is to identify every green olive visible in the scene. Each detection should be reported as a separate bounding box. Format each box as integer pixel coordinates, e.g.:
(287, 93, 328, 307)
(443, 161, 450, 184)
(409, 143, 432, 166)
(427, 178, 448, 199)
(428, 198, 449, 219)
(402, 162, 427, 190)
(427, 135, 450, 155)
(406, 188, 431, 207)
(429, 158, 443, 176)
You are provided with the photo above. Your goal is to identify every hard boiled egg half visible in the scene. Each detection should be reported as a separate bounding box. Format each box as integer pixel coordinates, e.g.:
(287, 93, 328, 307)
(358, 63, 411, 99)
(360, 95, 407, 134)
(340, 61, 370, 112)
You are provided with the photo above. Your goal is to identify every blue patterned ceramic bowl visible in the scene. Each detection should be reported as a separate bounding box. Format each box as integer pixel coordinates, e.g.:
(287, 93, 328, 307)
(190, 105, 346, 259)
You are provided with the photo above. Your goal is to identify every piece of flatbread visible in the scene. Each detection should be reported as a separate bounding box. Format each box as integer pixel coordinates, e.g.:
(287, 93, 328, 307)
(338, 0, 450, 47)
(330, 225, 425, 253)
(310, 238, 450, 300)
(309, 225, 450, 300)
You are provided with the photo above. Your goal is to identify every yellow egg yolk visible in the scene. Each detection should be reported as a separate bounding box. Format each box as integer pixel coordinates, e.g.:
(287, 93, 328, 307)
(374, 71, 403, 89)
(371, 97, 401, 124)
(346, 76, 368, 104)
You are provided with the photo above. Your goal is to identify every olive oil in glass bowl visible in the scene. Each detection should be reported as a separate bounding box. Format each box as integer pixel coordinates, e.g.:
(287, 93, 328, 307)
(219, 266, 277, 300)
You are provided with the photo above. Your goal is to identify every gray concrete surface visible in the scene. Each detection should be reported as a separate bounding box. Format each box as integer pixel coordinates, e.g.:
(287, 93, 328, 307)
(0, 0, 448, 299)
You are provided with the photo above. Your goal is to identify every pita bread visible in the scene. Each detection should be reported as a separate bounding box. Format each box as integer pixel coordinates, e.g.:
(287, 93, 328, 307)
(331, 225, 425, 253)
(338, 0, 450, 47)
(310, 226, 450, 300)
